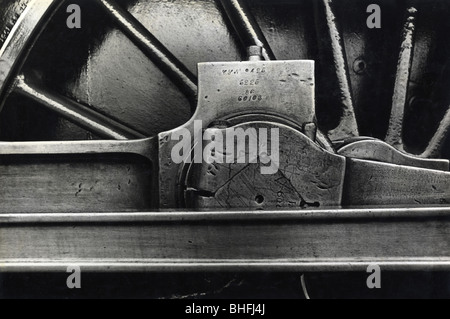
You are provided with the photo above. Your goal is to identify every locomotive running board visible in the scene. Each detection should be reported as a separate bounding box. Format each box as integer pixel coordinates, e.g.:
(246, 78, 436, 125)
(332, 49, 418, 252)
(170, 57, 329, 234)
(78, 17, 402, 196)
(1, 207, 450, 272)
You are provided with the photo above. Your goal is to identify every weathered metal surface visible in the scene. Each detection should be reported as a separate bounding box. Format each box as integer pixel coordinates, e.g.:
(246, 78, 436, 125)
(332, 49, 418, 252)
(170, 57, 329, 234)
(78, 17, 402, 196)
(186, 122, 345, 209)
(1, 208, 450, 272)
(15, 75, 146, 140)
(96, 0, 198, 107)
(218, 0, 276, 61)
(3, 51, 449, 212)
(403, 0, 450, 157)
(2, 0, 242, 139)
(157, 59, 316, 208)
(385, 7, 417, 151)
(336, 0, 399, 141)
(422, 107, 450, 158)
(315, 0, 359, 141)
(0, 1, 450, 284)
(0, 138, 155, 160)
(0, 155, 153, 213)
(338, 139, 449, 171)
(0, 0, 30, 47)
(0, 0, 61, 110)
(1, 0, 449, 155)
(0, 136, 157, 212)
(344, 158, 450, 206)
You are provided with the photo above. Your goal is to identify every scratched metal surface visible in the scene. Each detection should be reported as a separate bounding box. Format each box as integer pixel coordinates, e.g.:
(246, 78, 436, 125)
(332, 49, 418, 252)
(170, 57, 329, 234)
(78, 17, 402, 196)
(0, 0, 30, 47)
(1, 0, 450, 298)
(1, 0, 449, 157)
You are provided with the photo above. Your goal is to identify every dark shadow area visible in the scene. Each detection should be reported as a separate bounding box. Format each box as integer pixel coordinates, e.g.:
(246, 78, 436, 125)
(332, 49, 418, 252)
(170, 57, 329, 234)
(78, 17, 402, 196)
(1, 272, 450, 299)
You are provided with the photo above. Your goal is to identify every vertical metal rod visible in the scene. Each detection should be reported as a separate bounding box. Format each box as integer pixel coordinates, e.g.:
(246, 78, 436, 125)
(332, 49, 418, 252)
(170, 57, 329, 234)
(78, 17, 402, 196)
(218, 0, 276, 61)
(385, 7, 418, 151)
(14, 76, 146, 140)
(321, 0, 359, 141)
(96, 0, 198, 106)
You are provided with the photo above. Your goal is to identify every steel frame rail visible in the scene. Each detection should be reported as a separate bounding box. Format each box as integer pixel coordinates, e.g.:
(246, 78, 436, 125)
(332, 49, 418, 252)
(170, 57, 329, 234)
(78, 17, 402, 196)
(1, 207, 450, 272)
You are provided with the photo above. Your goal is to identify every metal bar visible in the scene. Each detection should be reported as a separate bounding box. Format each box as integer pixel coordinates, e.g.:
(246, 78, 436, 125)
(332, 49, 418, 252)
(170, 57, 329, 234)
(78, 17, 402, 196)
(218, 0, 276, 61)
(96, 0, 198, 105)
(320, 0, 359, 141)
(0, 138, 154, 160)
(3, 259, 450, 273)
(385, 7, 418, 151)
(422, 107, 450, 158)
(338, 139, 449, 171)
(14, 75, 146, 140)
(1, 209, 450, 272)
(1, 207, 450, 224)
(344, 158, 450, 206)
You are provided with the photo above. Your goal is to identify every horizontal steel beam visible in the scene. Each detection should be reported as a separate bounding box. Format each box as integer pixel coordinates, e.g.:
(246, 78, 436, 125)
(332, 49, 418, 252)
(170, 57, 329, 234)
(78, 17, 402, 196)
(0, 138, 153, 159)
(3, 259, 450, 273)
(1, 206, 450, 223)
(1, 208, 450, 272)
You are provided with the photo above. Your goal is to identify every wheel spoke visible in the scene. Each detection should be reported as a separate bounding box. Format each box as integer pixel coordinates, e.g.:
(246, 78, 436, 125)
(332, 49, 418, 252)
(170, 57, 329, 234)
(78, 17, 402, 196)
(96, 0, 198, 106)
(14, 75, 146, 140)
(217, 0, 276, 61)
(319, 0, 359, 141)
(385, 7, 417, 151)
(422, 106, 450, 158)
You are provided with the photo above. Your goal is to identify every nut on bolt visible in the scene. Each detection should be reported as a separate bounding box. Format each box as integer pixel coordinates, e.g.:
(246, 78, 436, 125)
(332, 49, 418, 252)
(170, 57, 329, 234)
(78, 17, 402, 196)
(247, 45, 263, 61)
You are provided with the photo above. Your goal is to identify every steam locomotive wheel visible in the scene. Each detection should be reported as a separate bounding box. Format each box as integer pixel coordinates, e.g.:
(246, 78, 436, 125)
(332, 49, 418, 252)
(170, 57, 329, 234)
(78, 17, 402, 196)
(1, 0, 450, 298)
